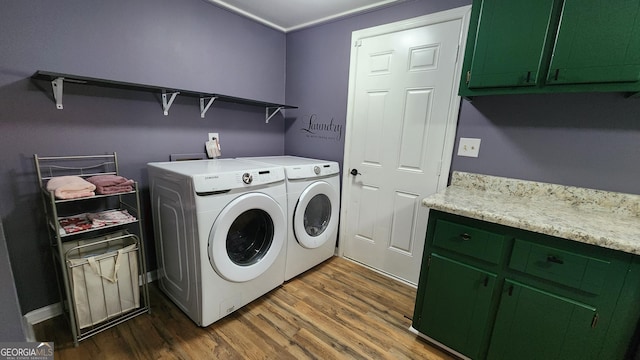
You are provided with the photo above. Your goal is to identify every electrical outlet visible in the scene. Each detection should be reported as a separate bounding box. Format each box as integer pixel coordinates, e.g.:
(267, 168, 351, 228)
(457, 137, 481, 157)
(208, 132, 220, 147)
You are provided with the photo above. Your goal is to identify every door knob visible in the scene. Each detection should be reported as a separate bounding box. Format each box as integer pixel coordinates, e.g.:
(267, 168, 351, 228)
(350, 169, 361, 176)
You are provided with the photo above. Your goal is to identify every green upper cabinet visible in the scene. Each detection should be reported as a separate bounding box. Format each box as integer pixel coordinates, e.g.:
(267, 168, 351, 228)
(467, 0, 556, 89)
(460, 0, 640, 96)
(548, 0, 640, 85)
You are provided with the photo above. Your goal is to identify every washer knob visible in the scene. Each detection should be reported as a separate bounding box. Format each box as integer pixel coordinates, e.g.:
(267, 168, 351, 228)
(314, 166, 321, 175)
(242, 172, 253, 184)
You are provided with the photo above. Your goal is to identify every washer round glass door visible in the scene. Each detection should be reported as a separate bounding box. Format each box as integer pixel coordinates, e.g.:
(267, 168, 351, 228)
(208, 192, 285, 282)
(293, 181, 339, 249)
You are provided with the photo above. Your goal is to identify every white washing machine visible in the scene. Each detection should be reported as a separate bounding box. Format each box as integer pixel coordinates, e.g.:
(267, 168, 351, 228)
(242, 156, 340, 281)
(147, 159, 287, 327)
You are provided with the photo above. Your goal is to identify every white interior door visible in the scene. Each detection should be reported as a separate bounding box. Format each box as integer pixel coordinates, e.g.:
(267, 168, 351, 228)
(340, 7, 471, 284)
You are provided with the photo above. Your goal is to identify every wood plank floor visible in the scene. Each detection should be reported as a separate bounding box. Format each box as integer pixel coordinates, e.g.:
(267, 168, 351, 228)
(34, 257, 454, 360)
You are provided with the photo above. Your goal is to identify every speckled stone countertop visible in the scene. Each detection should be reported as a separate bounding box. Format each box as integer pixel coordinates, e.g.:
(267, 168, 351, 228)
(422, 172, 640, 255)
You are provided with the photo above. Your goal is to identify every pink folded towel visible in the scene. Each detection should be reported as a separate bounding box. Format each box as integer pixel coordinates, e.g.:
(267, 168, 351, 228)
(46, 176, 96, 200)
(96, 184, 133, 194)
(86, 175, 135, 195)
(85, 175, 134, 187)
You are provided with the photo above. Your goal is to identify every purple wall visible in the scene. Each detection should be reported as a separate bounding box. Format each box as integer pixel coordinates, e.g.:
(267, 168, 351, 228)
(453, 94, 640, 194)
(3, 0, 639, 318)
(284, 0, 472, 166)
(284, 0, 639, 196)
(0, 0, 286, 313)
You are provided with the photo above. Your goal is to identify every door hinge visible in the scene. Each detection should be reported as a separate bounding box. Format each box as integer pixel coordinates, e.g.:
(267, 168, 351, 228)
(355, 39, 363, 47)
(466, 70, 471, 84)
(591, 313, 599, 329)
(455, 44, 460, 63)
(427, 255, 431, 268)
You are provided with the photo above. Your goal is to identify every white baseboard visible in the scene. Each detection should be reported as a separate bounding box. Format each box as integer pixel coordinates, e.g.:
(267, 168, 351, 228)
(23, 314, 36, 342)
(141, 269, 158, 284)
(23, 302, 62, 327)
(409, 326, 471, 360)
(24, 270, 157, 326)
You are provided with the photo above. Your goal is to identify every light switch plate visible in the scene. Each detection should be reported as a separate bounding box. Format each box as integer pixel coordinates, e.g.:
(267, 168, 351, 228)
(457, 138, 481, 157)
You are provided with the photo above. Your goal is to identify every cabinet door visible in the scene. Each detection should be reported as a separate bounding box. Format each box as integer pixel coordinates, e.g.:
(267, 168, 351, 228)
(416, 254, 496, 359)
(487, 280, 599, 360)
(466, 0, 556, 89)
(547, 0, 640, 85)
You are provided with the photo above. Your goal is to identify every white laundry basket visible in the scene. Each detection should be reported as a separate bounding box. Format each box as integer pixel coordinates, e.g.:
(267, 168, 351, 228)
(63, 231, 140, 329)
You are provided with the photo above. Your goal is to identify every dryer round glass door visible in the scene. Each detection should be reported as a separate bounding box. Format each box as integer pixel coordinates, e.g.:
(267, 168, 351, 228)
(293, 181, 339, 249)
(208, 193, 285, 282)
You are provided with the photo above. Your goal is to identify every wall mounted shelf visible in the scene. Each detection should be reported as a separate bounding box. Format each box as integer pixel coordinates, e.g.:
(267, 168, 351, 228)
(32, 71, 297, 123)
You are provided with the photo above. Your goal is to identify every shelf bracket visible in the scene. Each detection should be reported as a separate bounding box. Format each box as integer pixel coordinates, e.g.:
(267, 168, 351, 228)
(52, 77, 64, 110)
(265, 106, 284, 123)
(200, 96, 217, 118)
(162, 91, 180, 116)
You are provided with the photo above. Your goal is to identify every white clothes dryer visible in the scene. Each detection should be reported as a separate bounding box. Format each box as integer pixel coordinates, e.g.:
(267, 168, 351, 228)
(147, 159, 287, 327)
(242, 156, 340, 281)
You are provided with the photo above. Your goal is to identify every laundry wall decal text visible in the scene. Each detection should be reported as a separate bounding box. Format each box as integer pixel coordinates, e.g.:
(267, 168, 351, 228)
(300, 114, 343, 141)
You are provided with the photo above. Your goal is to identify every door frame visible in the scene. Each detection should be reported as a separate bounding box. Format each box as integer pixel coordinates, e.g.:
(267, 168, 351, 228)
(337, 6, 472, 264)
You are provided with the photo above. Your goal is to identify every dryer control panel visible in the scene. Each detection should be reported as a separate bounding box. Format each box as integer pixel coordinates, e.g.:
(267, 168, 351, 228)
(286, 163, 340, 180)
(193, 167, 285, 193)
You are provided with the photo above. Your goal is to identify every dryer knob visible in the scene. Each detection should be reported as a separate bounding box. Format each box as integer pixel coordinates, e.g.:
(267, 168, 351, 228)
(242, 172, 253, 184)
(314, 166, 321, 175)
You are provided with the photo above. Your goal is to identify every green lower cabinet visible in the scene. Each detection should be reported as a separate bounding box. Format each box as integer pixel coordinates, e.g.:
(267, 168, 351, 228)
(413, 211, 640, 359)
(487, 280, 600, 360)
(417, 253, 496, 359)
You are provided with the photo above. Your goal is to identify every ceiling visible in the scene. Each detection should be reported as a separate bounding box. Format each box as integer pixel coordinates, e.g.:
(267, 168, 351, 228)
(207, 0, 405, 33)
